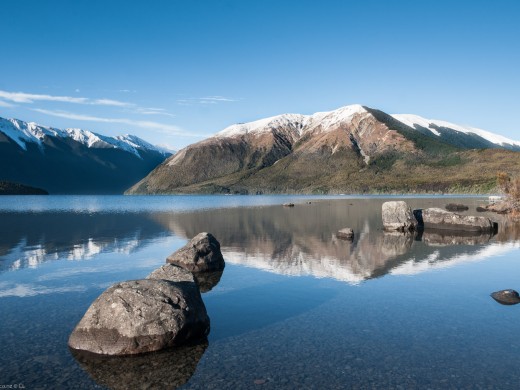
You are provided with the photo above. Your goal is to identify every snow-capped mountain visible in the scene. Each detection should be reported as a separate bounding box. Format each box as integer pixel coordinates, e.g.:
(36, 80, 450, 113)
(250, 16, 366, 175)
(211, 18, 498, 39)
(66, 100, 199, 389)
(391, 113, 520, 151)
(0, 118, 170, 158)
(128, 104, 520, 195)
(0, 116, 172, 194)
(216, 104, 520, 150)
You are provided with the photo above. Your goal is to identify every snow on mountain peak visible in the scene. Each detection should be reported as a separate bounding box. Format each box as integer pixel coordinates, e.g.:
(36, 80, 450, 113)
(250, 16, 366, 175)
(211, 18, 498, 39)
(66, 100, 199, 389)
(391, 113, 520, 147)
(307, 104, 367, 132)
(215, 104, 368, 139)
(0, 116, 169, 157)
(215, 113, 308, 138)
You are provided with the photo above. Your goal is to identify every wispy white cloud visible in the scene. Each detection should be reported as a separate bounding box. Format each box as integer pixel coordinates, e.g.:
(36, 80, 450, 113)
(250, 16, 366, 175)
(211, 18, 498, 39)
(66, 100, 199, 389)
(95, 98, 133, 107)
(135, 107, 176, 118)
(0, 90, 131, 107)
(0, 89, 176, 117)
(201, 96, 238, 102)
(177, 95, 239, 106)
(32, 108, 204, 137)
(0, 100, 15, 107)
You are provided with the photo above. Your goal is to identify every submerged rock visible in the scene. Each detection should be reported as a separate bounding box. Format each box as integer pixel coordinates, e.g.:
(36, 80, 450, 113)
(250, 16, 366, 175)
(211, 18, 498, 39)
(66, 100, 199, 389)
(382, 201, 417, 231)
(490, 289, 520, 305)
(68, 279, 210, 355)
(336, 228, 354, 240)
(70, 341, 208, 389)
(420, 208, 495, 232)
(445, 203, 469, 212)
(167, 232, 225, 273)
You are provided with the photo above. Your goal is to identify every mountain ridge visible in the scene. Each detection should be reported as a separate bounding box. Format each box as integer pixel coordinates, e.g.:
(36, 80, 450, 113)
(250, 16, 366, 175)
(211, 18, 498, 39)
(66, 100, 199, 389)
(0, 116, 172, 194)
(127, 104, 520, 195)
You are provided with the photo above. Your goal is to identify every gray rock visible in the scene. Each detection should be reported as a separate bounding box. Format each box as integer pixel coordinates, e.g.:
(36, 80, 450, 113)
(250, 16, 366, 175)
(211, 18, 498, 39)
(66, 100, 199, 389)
(148, 264, 223, 293)
(167, 232, 225, 272)
(420, 208, 494, 232)
(336, 228, 354, 240)
(193, 270, 224, 293)
(491, 289, 520, 305)
(68, 279, 210, 355)
(147, 264, 195, 283)
(382, 201, 417, 231)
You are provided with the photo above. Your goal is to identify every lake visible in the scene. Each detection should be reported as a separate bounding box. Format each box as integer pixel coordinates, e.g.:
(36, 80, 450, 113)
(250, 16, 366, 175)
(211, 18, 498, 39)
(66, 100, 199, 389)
(1, 195, 520, 389)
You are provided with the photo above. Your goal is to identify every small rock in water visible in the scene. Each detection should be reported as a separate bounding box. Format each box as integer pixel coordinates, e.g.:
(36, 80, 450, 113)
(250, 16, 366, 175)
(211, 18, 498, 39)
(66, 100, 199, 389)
(337, 228, 354, 240)
(254, 379, 267, 385)
(283, 203, 295, 207)
(167, 232, 225, 273)
(445, 203, 469, 212)
(382, 201, 417, 231)
(490, 289, 520, 305)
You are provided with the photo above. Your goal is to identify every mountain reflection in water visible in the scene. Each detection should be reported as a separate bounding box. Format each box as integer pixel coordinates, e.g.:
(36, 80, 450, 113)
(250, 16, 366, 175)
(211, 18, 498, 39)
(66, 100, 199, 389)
(1, 198, 519, 284)
(150, 199, 518, 283)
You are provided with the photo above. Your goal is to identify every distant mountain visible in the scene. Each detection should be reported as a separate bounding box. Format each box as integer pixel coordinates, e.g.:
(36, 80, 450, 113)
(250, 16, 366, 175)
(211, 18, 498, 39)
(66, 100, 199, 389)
(0, 117, 172, 194)
(127, 104, 520, 195)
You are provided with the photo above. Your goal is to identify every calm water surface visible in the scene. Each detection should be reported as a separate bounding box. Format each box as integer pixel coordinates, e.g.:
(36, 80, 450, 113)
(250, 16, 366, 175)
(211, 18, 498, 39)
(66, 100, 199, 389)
(1, 195, 520, 389)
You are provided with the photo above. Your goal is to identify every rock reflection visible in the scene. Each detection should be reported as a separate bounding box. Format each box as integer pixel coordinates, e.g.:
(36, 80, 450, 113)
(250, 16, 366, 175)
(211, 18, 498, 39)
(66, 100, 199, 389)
(419, 230, 494, 246)
(70, 341, 208, 390)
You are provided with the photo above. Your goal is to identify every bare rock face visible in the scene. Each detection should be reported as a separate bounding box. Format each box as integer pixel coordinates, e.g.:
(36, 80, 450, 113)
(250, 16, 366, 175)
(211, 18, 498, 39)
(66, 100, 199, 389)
(336, 228, 354, 240)
(147, 264, 195, 283)
(491, 289, 520, 305)
(420, 208, 494, 232)
(382, 201, 417, 231)
(68, 279, 210, 355)
(167, 232, 225, 273)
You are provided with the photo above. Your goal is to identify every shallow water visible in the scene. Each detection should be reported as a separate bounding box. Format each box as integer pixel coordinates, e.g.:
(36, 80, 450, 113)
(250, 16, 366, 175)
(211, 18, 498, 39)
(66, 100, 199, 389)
(0, 195, 519, 389)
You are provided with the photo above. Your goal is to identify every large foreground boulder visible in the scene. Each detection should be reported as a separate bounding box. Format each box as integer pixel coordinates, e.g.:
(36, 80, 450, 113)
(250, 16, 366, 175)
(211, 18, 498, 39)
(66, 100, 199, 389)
(167, 232, 225, 272)
(68, 279, 210, 355)
(382, 201, 417, 231)
(419, 208, 495, 232)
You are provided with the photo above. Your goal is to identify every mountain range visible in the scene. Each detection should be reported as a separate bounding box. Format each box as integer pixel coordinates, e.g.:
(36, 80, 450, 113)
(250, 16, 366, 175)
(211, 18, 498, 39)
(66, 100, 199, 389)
(0, 117, 171, 194)
(127, 104, 520, 195)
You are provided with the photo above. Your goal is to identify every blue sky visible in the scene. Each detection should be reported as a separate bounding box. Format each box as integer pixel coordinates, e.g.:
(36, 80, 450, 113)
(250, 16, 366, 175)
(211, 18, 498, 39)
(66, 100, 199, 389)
(1, 0, 519, 150)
